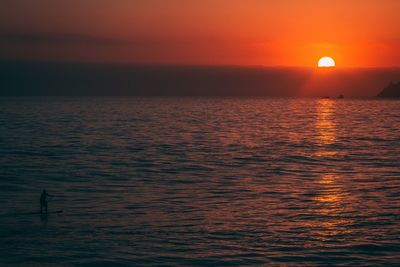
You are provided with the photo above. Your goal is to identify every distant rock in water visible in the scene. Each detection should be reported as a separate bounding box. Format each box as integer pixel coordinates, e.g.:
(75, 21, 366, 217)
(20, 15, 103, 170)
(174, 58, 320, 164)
(378, 81, 400, 98)
(337, 94, 344, 99)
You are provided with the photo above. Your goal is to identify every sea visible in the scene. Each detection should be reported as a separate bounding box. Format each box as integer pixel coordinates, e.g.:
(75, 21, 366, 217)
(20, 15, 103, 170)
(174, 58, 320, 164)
(0, 97, 399, 266)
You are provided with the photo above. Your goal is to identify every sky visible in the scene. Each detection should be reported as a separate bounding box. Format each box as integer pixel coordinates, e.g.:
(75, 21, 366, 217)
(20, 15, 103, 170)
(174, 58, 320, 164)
(1, 0, 400, 67)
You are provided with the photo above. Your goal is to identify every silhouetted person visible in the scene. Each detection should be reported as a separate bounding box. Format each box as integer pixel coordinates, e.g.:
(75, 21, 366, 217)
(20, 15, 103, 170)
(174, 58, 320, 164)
(40, 190, 53, 214)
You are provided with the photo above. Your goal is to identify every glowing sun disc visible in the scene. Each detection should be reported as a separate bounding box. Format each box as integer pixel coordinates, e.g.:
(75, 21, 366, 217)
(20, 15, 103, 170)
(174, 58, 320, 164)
(318, 57, 335, 67)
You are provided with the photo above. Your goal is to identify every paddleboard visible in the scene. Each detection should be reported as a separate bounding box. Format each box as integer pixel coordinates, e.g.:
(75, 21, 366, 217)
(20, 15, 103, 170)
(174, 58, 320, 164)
(40, 210, 63, 215)
(21, 210, 63, 215)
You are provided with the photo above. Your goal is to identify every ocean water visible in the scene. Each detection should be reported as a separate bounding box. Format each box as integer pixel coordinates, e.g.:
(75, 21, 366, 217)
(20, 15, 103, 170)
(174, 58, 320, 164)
(0, 97, 400, 266)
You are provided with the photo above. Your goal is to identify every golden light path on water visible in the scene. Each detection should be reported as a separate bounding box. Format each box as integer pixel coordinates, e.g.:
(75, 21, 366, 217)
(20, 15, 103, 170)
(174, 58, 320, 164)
(313, 99, 355, 240)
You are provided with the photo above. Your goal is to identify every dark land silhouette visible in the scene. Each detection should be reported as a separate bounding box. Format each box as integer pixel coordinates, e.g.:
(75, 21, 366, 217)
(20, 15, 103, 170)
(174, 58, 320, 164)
(1, 60, 400, 97)
(378, 81, 400, 98)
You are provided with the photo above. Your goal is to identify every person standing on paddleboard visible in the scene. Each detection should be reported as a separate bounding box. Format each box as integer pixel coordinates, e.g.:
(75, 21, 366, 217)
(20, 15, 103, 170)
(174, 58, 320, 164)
(40, 190, 53, 214)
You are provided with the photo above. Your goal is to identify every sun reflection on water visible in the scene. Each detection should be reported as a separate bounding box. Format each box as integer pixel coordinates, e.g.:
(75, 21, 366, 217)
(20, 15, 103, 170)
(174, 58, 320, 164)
(314, 173, 343, 205)
(311, 173, 355, 240)
(315, 99, 338, 157)
(312, 100, 355, 239)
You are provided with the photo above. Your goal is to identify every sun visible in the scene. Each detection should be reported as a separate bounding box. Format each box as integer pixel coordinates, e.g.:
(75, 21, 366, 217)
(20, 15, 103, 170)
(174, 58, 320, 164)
(318, 57, 336, 68)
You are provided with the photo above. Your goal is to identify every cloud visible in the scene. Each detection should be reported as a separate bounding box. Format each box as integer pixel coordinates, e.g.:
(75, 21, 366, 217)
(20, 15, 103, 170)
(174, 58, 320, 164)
(0, 31, 201, 51)
(0, 32, 129, 46)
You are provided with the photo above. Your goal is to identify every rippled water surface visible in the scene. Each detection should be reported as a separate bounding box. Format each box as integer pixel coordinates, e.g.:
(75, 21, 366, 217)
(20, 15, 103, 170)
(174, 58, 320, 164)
(1, 98, 400, 266)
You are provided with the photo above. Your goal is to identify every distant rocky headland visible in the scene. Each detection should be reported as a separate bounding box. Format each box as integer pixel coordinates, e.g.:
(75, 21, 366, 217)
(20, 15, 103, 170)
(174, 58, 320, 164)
(378, 81, 400, 98)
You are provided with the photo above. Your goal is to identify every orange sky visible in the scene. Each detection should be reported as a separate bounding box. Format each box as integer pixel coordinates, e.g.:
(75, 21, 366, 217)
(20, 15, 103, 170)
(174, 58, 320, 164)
(1, 0, 400, 67)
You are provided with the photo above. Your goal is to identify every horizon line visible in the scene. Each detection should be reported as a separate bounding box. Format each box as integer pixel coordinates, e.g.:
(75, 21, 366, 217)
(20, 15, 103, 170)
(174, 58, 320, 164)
(1, 58, 400, 70)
